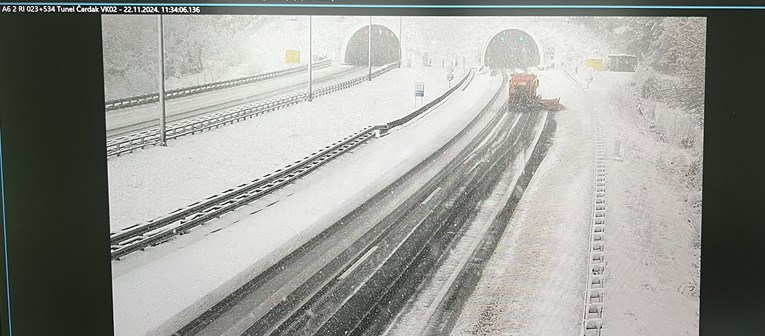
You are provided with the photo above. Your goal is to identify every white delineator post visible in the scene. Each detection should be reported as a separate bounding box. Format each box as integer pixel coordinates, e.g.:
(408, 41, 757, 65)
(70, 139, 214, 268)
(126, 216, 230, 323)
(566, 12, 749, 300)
(157, 14, 167, 146)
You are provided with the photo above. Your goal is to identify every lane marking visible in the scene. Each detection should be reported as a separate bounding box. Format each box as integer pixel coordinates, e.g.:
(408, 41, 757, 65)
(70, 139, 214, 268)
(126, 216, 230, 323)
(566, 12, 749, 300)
(465, 112, 522, 161)
(338, 246, 379, 280)
(421, 187, 441, 205)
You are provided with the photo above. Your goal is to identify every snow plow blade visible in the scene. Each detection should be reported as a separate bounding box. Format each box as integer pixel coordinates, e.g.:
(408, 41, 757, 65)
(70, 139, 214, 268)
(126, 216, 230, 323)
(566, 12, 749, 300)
(540, 97, 560, 111)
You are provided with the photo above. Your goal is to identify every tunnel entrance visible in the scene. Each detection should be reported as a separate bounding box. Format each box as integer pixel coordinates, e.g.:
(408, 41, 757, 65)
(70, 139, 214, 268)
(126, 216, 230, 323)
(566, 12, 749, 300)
(344, 24, 401, 66)
(483, 29, 541, 69)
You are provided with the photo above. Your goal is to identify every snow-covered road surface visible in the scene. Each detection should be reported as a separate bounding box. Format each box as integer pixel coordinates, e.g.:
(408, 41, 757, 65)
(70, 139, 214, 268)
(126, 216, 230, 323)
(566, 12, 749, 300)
(385, 109, 550, 336)
(107, 67, 455, 233)
(451, 69, 595, 335)
(110, 70, 498, 336)
(450, 69, 701, 336)
(105, 64, 361, 136)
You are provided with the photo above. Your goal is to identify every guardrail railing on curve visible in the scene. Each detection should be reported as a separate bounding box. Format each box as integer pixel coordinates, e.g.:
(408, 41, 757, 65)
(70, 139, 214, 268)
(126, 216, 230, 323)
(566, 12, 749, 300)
(107, 63, 398, 158)
(385, 68, 474, 130)
(110, 126, 379, 260)
(110, 67, 474, 260)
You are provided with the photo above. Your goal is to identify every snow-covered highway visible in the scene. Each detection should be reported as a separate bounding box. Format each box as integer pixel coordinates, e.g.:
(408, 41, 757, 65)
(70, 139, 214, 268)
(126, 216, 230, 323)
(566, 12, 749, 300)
(106, 64, 364, 138)
(110, 66, 495, 336)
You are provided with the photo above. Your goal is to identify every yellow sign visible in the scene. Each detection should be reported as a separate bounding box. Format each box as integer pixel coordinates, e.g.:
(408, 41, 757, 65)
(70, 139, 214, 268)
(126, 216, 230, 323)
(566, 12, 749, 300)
(286, 49, 300, 64)
(586, 58, 604, 71)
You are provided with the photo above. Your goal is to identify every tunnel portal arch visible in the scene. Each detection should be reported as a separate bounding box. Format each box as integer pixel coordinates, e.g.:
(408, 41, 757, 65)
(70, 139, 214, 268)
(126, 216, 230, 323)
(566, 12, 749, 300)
(482, 29, 543, 69)
(342, 24, 401, 66)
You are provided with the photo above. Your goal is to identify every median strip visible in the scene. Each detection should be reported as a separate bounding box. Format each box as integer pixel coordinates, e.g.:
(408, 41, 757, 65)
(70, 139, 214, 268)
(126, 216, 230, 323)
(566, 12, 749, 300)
(105, 59, 332, 111)
(110, 68, 474, 260)
(107, 63, 397, 158)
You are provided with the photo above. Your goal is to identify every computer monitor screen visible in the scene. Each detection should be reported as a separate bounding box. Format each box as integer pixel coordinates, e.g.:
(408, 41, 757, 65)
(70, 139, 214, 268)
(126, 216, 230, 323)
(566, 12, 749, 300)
(101, 13, 704, 336)
(1, 2, 762, 336)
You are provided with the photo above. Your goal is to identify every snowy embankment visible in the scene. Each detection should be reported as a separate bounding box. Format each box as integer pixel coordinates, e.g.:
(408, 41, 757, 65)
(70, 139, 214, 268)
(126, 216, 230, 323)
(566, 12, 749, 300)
(108, 66, 456, 232)
(451, 70, 594, 335)
(110, 69, 492, 336)
(585, 72, 701, 336)
(450, 69, 701, 336)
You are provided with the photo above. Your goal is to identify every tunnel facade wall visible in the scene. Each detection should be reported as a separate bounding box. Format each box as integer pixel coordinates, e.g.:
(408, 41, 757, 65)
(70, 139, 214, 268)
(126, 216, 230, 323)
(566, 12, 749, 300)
(481, 28, 545, 69)
(341, 24, 401, 66)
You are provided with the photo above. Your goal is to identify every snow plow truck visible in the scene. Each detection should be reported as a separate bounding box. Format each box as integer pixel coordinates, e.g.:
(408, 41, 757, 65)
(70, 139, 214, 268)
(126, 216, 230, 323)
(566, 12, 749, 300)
(508, 72, 560, 112)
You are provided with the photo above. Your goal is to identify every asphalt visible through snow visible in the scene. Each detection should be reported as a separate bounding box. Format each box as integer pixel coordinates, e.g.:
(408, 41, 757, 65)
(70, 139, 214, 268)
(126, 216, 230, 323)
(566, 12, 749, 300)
(451, 70, 595, 336)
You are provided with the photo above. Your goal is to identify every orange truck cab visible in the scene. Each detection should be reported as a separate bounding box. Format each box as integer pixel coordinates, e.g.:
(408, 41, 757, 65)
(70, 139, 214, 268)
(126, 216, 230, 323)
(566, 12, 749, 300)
(508, 72, 560, 112)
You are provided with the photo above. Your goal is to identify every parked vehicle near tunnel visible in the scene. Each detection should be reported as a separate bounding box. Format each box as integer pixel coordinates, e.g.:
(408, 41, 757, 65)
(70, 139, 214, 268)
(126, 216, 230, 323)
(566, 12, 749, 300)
(508, 72, 560, 112)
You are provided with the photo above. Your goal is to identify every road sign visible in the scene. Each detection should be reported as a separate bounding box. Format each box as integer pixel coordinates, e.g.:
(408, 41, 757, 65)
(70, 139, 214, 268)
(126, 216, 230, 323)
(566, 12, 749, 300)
(286, 49, 300, 64)
(415, 81, 425, 97)
(447, 73, 454, 81)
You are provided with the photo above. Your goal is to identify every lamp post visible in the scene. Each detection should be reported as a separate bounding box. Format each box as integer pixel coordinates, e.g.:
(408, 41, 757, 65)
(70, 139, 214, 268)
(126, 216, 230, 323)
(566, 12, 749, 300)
(398, 16, 402, 68)
(157, 15, 167, 146)
(368, 16, 372, 81)
(308, 15, 313, 101)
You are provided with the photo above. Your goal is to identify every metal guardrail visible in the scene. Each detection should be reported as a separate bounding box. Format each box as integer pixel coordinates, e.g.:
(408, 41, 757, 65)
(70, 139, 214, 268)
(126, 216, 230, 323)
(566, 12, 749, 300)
(110, 67, 474, 260)
(104, 59, 333, 111)
(110, 126, 379, 260)
(386, 69, 474, 129)
(563, 67, 608, 336)
(107, 63, 398, 158)
(581, 119, 607, 336)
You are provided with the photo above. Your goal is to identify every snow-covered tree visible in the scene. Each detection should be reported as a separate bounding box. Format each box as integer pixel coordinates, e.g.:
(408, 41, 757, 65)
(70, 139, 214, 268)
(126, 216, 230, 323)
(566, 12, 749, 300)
(101, 15, 280, 99)
(658, 17, 706, 114)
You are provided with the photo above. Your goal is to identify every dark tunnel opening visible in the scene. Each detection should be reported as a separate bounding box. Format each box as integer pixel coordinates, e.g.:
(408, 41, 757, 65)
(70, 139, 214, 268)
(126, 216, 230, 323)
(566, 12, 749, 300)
(344, 24, 401, 66)
(484, 29, 541, 69)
